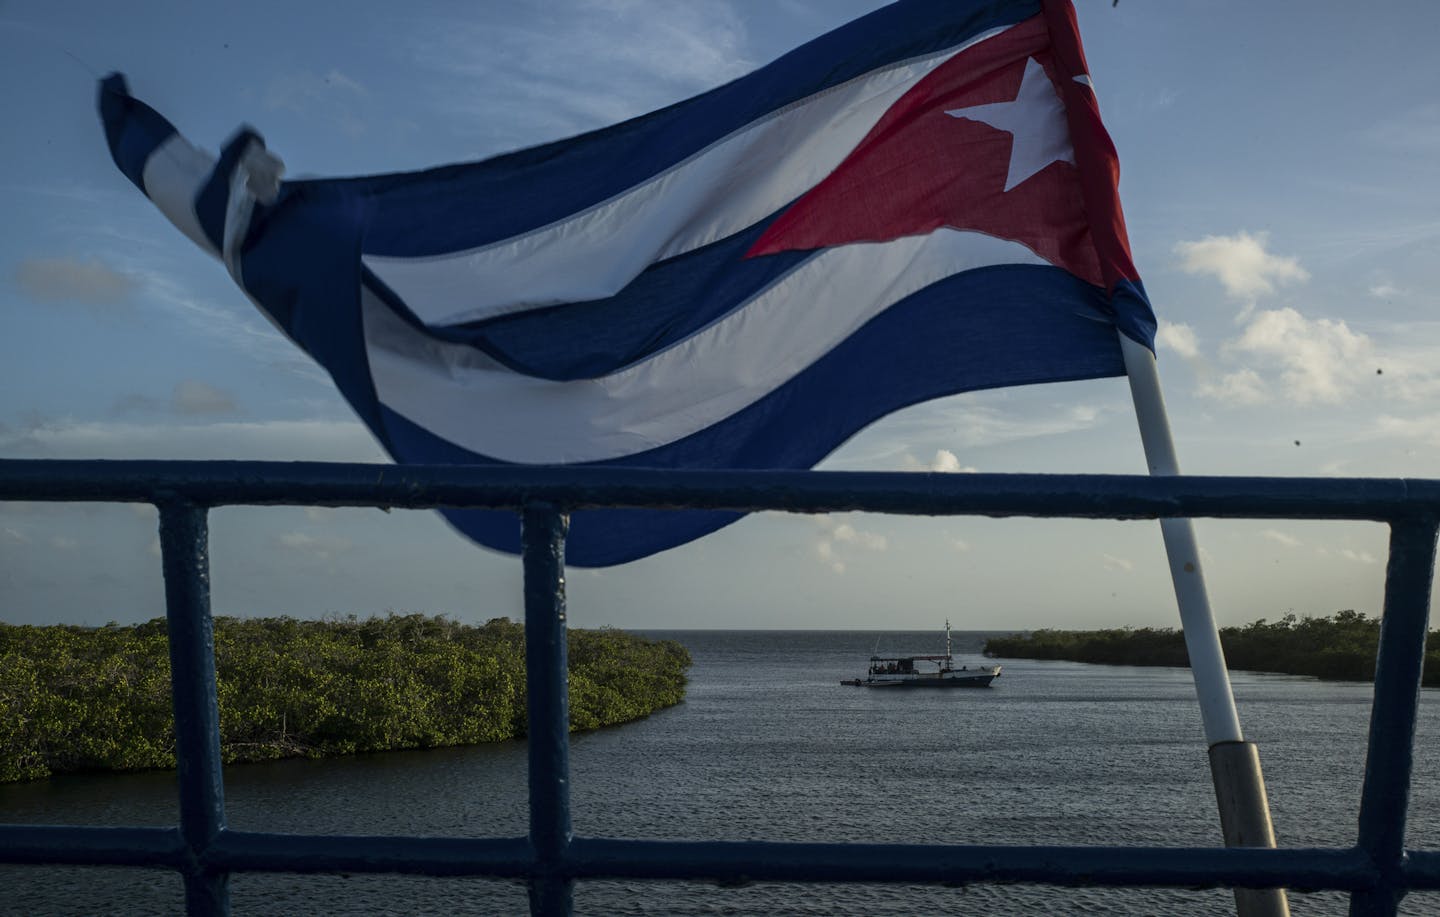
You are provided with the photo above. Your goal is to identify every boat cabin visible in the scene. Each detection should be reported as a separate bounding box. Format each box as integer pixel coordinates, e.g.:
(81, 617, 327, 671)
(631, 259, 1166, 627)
(867, 654, 950, 676)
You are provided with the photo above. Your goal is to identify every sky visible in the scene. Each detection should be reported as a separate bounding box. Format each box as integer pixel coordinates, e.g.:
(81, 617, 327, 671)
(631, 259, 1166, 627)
(2, 0, 1438, 631)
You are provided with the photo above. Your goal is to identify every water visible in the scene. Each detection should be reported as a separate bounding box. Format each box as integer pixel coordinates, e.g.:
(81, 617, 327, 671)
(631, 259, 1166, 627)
(5, 629, 1440, 915)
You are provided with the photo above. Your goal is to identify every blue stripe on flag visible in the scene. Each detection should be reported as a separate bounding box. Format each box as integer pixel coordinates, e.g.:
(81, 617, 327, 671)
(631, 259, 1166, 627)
(97, 74, 177, 192)
(375, 264, 1126, 566)
(233, 185, 386, 434)
(398, 215, 812, 381)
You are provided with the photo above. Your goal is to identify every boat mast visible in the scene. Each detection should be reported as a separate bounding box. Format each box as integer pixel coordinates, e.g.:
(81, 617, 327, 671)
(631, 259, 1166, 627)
(945, 618, 952, 661)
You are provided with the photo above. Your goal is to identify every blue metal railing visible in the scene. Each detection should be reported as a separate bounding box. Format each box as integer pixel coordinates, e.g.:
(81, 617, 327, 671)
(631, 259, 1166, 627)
(1, 459, 1436, 916)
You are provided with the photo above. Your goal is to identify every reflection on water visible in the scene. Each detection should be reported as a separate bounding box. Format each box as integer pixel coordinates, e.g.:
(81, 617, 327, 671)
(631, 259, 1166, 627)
(4, 629, 1438, 915)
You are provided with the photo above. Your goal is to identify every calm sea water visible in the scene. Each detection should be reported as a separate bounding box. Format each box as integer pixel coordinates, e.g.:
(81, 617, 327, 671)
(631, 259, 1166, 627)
(5, 629, 1440, 916)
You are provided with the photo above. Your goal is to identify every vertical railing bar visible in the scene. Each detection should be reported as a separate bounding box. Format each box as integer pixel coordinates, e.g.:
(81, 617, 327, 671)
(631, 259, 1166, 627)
(522, 501, 575, 916)
(1349, 515, 1440, 917)
(156, 495, 231, 916)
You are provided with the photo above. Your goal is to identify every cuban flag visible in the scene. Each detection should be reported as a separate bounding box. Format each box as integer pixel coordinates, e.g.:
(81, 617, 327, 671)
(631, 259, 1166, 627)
(98, 0, 1155, 567)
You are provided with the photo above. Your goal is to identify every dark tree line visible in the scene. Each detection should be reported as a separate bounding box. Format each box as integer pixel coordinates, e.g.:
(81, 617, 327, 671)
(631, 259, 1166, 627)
(984, 610, 1440, 686)
(0, 615, 690, 783)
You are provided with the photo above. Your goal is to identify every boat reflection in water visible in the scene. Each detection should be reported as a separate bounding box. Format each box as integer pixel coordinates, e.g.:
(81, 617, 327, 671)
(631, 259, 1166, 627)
(841, 619, 1001, 688)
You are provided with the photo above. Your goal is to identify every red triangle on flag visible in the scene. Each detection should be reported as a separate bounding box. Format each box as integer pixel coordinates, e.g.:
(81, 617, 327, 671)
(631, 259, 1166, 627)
(747, 14, 1103, 288)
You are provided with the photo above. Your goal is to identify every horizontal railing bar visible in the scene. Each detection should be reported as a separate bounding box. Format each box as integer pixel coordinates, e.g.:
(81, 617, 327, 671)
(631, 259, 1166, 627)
(2, 460, 1439, 521)
(0, 826, 1410, 893)
(568, 839, 1377, 890)
(206, 831, 534, 876)
(0, 825, 188, 868)
(30, 828, 1377, 891)
(1404, 851, 1440, 889)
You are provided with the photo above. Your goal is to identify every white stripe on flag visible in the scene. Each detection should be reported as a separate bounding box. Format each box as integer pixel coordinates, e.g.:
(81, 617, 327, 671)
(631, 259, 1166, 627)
(361, 25, 1014, 329)
(141, 134, 218, 256)
(363, 229, 1046, 463)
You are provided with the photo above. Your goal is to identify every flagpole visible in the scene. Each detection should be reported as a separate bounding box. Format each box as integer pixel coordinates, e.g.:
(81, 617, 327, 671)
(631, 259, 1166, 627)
(1120, 333, 1290, 917)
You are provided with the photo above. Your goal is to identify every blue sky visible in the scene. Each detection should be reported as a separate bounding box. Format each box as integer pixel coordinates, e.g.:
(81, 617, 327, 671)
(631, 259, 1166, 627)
(2, 0, 1438, 630)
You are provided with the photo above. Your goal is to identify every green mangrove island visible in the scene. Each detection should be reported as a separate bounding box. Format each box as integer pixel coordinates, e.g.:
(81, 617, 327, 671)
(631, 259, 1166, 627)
(984, 610, 1440, 686)
(0, 614, 690, 783)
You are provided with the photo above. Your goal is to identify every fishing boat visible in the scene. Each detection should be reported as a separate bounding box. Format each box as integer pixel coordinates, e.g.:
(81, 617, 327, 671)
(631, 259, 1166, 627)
(840, 619, 1000, 688)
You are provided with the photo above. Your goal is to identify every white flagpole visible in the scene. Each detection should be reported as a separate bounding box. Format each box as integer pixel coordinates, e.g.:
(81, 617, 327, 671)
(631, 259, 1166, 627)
(1119, 333, 1290, 917)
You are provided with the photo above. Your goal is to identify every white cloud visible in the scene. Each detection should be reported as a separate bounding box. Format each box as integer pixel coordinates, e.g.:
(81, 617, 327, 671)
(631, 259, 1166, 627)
(879, 401, 1109, 453)
(1197, 368, 1268, 405)
(832, 523, 888, 552)
(266, 69, 367, 110)
(110, 394, 165, 416)
(1102, 553, 1134, 572)
(570, 0, 751, 88)
(1156, 321, 1200, 359)
(263, 69, 369, 136)
(15, 256, 136, 305)
(172, 380, 239, 417)
(902, 449, 978, 473)
(1340, 549, 1377, 565)
(952, 538, 971, 553)
(3, 527, 31, 545)
(412, 1, 752, 143)
(832, 396, 1117, 475)
(48, 536, 79, 551)
(814, 538, 845, 574)
(130, 267, 324, 382)
(1261, 530, 1301, 548)
(70, 247, 323, 384)
(1369, 283, 1402, 299)
(1361, 333, 1440, 403)
(1174, 231, 1308, 301)
(1199, 308, 1435, 408)
(112, 381, 242, 418)
(1067, 405, 1101, 425)
(0, 417, 385, 463)
(1, 181, 118, 208)
(1372, 413, 1440, 448)
(813, 514, 887, 573)
(278, 532, 355, 560)
(1227, 307, 1373, 404)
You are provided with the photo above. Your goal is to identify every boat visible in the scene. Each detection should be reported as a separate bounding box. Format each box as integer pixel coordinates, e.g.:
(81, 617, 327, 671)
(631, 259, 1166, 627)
(840, 619, 1001, 688)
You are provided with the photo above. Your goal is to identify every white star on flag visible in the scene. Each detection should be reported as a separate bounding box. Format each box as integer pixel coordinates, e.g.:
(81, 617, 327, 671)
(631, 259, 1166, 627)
(946, 56, 1076, 192)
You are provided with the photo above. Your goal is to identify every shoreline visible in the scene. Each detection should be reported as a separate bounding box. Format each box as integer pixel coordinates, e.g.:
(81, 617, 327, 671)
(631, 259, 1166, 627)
(983, 610, 1438, 687)
(0, 614, 691, 783)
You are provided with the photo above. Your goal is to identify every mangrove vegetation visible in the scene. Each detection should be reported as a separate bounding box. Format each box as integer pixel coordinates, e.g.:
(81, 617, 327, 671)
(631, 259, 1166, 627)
(0, 614, 690, 783)
(984, 610, 1440, 686)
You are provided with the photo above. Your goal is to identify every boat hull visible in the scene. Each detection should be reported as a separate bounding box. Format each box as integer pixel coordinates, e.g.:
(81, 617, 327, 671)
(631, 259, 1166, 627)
(842, 667, 1001, 688)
